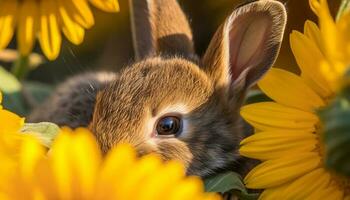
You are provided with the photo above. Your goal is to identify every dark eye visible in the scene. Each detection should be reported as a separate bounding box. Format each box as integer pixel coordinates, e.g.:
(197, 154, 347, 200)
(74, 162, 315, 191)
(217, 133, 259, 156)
(156, 116, 182, 137)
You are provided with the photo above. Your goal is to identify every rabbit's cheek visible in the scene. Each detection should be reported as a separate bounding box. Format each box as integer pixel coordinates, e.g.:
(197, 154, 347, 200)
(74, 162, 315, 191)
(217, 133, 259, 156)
(156, 138, 193, 168)
(145, 117, 157, 138)
(134, 142, 159, 157)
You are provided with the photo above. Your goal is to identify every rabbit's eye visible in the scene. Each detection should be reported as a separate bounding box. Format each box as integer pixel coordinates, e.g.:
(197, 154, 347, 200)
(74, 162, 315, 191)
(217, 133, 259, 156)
(156, 116, 182, 137)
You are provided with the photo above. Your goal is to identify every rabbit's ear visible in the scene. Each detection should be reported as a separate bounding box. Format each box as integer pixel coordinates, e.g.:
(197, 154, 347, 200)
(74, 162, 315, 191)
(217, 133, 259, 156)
(129, 0, 195, 60)
(202, 0, 286, 95)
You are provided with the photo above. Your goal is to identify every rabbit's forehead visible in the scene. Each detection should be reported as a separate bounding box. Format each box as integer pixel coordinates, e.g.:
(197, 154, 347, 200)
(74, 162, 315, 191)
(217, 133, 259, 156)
(115, 58, 214, 113)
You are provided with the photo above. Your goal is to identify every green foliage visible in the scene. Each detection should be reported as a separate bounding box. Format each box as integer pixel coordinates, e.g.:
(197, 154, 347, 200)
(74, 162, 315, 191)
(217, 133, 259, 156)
(318, 71, 350, 177)
(0, 66, 53, 116)
(11, 55, 30, 80)
(0, 66, 27, 115)
(204, 172, 259, 200)
(21, 122, 60, 148)
(24, 82, 53, 107)
(0, 66, 21, 93)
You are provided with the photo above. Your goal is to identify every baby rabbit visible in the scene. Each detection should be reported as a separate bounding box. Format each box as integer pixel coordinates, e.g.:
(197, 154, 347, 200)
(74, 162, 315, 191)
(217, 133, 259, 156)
(29, 0, 286, 177)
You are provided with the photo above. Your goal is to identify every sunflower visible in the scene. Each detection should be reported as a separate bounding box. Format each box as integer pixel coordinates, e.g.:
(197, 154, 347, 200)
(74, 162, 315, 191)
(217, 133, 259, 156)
(0, 127, 220, 200)
(239, 0, 350, 199)
(0, 0, 119, 60)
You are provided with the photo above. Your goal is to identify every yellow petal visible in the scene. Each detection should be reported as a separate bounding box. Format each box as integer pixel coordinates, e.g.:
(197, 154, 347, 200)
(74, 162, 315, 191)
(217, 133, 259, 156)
(94, 143, 136, 199)
(38, 0, 61, 60)
(69, 128, 101, 198)
(49, 129, 73, 199)
(240, 130, 317, 160)
(320, 59, 347, 90)
(49, 128, 102, 199)
(240, 102, 318, 132)
(309, 0, 321, 16)
(89, 0, 120, 12)
(0, 109, 24, 134)
(258, 68, 325, 111)
(336, 10, 350, 62)
(17, 0, 39, 56)
(35, 158, 59, 199)
(19, 136, 45, 179)
(304, 20, 325, 55)
(0, 0, 17, 50)
(317, 0, 340, 62)
(58, 1, 85, 45)
(259, 184, 289, 200)
(282, 168, 331, 200)
(244, 152, 321, 188)
(290, 31, 332, 98)
(168, 177, 204, 200)
(117, 154, 162, 199)
(62, 0, 94, 29)
(308, 182, 344, 200)
(136, 160, 185, 200)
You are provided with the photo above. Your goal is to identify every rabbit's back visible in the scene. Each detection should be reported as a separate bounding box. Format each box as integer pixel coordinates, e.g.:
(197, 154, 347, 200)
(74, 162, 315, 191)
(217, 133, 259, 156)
(28, 72, 117, 128)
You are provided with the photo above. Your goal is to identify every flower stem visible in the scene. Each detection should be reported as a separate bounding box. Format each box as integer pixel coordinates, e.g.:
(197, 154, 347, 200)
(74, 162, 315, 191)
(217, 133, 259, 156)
(11, 55, 30, 80)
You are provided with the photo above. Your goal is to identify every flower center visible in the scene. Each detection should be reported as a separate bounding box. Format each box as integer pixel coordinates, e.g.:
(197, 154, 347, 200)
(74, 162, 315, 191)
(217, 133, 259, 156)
(316, 122, 350, 196)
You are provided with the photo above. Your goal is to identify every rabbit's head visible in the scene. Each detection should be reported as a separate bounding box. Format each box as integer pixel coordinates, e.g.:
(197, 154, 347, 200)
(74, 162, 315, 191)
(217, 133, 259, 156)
(89, 0, 287, 177)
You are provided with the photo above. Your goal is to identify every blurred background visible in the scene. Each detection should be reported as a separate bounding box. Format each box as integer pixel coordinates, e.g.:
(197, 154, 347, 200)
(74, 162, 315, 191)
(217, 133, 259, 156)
(1, 0, 342, 82)
(0, 0, 342, 114)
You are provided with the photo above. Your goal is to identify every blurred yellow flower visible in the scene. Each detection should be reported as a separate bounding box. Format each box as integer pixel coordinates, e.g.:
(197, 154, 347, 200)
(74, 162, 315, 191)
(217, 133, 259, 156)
(309, 0, 350, 89)
(239, 0, 350, 199)
(0, 105, 219, 200)
(0, 91, 25, 154)
(0, 91, 28, 193)
(0, 0, 119, 60)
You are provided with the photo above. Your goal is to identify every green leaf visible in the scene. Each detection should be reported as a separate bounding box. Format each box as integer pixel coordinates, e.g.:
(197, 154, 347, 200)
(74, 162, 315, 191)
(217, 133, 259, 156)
(204, 171, 259, 200)
(21, 122, 60, 148)
(236, 191, 260, 200)
(2, 91, 28, 116)
(0, 64, 53, 114)
(23, 81, 53, 106)
(0, 66, 21, 93)
(205, 172, 245, 193)
(0, 66, 28, 115)
(337, 0, 350, 21)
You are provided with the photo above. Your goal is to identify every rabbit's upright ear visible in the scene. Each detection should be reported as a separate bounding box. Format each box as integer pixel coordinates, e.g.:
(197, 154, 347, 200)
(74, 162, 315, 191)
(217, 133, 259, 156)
(129, 0, 194, 60)
(202, 0, 286, 97)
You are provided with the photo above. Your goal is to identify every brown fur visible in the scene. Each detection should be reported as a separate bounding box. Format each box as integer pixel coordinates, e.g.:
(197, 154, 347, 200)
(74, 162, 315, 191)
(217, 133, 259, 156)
(130, 0, 195, 59)
(29, 0, 287, 177)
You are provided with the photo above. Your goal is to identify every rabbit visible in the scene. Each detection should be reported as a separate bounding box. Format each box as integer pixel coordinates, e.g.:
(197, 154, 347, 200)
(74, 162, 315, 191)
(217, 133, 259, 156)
(29, 0, 287, 178)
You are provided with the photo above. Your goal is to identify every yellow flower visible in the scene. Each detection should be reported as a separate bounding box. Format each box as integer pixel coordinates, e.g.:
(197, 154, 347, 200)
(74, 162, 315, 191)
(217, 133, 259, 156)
(239, 0, 350, 199)
(0, 91, 28, 193)
(0, 91, 25, 154)
(0, 127, 220, 200)
(0, 0, 119, 60)
(309, 0, 350, 89)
